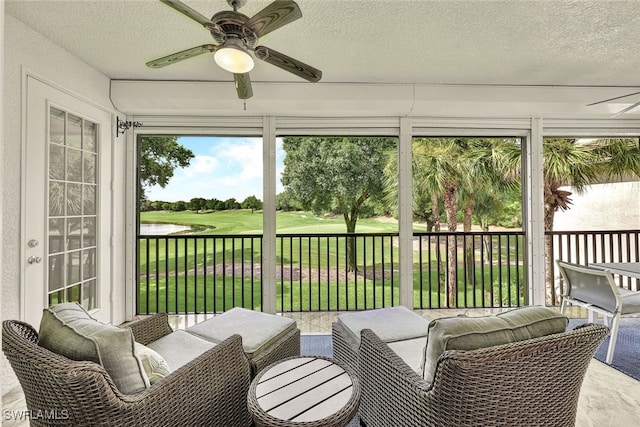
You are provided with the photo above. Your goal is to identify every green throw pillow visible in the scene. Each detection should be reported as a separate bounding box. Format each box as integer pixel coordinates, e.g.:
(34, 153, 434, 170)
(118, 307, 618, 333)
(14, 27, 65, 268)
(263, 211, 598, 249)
(421, 306, 568, 383)
(38, 303, 148, 394)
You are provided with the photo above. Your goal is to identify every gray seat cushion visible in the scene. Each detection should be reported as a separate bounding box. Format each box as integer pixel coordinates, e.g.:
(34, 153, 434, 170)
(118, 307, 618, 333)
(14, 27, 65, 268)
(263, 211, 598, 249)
(337, 306, 429, 345)
(387, 336, 428, 374)
(184, 307, 296, 358)
(422, 306, 568, 382)
(147, 330, 217, 371)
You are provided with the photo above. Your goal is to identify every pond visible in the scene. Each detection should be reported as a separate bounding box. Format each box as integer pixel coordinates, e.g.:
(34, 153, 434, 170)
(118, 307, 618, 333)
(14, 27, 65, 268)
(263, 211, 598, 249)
(139, 223, 192, 235)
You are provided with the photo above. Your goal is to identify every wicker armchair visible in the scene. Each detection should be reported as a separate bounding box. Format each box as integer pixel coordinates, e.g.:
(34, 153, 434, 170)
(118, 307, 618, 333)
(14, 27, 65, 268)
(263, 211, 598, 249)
(2, 314, 252, 427)
(357, 323, 609, 427)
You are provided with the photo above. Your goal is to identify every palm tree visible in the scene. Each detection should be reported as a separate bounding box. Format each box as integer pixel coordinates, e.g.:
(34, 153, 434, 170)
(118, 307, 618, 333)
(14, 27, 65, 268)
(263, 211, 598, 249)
(409, 138, 466, 306)
(543, 138, 640, 302)
(458, 138, 522, 287)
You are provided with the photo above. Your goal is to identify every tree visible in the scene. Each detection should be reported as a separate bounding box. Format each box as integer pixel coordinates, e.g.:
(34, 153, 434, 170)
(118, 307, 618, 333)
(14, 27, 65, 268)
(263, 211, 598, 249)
(223, 198, 241, 210)
(189, 197, 207, 212)
(542, 138, 640, 301)
(385, 137, 521, 306)
(241, 195, 263, 212)
(138, 136, 194, 201)
(281, 137, 396, 271)
(275, 190, 301, 211)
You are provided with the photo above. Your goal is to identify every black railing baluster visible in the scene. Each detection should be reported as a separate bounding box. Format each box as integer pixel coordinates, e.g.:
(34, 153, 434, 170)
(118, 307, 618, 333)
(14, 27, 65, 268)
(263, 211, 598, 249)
(144, 238, 150, 314)
(222, 238, 226, 311)
(325, 236, 330, 311)
(213, 238, 217, 313)
(194, 238, 198, 314)
(183, 239, 188, 312)
(335, 236, 340, 310)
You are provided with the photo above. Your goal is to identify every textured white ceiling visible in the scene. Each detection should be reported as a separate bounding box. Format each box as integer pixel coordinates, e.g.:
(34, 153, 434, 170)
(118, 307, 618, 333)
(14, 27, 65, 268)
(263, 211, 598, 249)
(6, 0, 640, 86)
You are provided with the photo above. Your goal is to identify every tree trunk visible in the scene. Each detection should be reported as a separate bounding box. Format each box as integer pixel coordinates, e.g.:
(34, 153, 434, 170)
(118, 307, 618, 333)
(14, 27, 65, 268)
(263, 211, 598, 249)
(463, 203, 475, 287)
(344, 211, 358, 272)
(444, 186, 458, 307)
(431, 194, 441, 232)
(432, 194, 446, 301)
(544, 202, 556, 305)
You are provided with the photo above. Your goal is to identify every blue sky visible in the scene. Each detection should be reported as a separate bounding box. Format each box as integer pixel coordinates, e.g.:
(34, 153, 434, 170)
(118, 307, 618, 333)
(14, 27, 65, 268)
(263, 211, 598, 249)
(145, 136, 285, 202)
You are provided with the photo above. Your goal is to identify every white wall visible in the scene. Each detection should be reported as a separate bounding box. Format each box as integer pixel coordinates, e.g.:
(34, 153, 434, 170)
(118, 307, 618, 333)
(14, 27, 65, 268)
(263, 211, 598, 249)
(2, 13, 123, 396)
(554, 181, 640, 231)
(0, 0, 5, 411)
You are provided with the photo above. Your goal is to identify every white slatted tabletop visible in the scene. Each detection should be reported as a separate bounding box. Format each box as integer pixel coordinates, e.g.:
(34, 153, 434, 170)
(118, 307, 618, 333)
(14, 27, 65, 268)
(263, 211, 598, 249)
(248, 356, 360, 427)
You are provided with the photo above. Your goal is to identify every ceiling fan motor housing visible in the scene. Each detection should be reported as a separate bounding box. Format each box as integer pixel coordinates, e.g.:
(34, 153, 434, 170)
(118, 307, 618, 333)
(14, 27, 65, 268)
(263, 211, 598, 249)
(209, 10, 258, 48)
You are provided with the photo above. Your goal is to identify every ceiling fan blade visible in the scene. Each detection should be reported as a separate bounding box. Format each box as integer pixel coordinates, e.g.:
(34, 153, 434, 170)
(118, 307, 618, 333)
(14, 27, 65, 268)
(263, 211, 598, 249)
(255, 46, 322, 82)
(244, 0, 302, 38)
(146, 44, 217, 68)
(159, 0, 212, 26)
(234, 73, 254, 99)
(587, 91, 640, 107)
(610, 101, 640, 118)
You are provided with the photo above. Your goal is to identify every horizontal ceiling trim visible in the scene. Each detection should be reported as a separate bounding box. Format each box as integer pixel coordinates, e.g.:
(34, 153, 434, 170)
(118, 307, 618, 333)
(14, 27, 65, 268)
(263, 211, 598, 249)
(111, 80, 640, 119)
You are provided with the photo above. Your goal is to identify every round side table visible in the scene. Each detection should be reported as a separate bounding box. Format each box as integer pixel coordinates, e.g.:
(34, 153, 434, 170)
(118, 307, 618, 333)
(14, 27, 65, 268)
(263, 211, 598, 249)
(247, 356, 360, 427)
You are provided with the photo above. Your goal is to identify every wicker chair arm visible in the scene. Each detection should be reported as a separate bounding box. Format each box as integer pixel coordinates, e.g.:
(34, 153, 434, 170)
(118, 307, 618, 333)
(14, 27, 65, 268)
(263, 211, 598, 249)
(64, 334, 252, 426)
(360, 329, 431, 391)
(124, 313, 173, 345)
(115, 334, 253, 426)
(358, 328, 434, 426)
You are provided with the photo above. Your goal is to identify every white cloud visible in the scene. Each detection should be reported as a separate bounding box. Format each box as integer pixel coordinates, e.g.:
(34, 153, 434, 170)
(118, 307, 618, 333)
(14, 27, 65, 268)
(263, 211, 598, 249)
(145, 136, 284, 202)
(183, 155, 219, 177)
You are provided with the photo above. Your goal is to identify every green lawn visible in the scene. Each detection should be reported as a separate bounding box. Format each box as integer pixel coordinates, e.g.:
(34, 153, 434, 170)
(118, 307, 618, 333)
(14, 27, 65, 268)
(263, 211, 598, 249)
(140, 209, 400, 234)
(137, 210, 525, 313)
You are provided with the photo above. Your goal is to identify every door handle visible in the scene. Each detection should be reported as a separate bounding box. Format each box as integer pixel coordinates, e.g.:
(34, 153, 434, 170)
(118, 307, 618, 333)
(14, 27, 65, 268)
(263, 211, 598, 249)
(27, 256, 42, 264)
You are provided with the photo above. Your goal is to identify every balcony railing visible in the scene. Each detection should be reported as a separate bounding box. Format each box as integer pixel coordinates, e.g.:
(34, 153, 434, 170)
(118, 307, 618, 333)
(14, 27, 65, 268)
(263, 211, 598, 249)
(547, 230, 640, 305)
(136, 229, 639, 315)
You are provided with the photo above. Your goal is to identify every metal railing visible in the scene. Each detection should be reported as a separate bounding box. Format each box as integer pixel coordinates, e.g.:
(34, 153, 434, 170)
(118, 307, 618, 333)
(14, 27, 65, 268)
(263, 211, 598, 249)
(547, 229, 640, 304)
(414, 231, 526, 309)
(137, 229, 639, 315)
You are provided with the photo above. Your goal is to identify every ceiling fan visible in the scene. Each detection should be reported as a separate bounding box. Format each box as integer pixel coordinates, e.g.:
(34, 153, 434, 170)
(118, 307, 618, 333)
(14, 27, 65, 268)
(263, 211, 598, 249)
(587, 91, 640, 118)
(147, 0, 322, 99)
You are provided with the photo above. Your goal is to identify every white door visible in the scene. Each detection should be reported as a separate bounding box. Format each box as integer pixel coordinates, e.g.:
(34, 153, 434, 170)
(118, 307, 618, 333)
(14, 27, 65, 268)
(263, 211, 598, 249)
(23, 76, 113, 326)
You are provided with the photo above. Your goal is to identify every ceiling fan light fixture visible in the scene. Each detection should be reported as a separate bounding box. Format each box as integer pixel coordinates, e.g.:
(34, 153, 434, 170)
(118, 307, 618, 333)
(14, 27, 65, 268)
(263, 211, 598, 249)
(214, 41, 254, 73)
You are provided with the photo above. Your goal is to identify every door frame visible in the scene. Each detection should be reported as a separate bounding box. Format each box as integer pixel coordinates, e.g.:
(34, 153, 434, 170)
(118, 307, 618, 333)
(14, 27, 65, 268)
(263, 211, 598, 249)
(20, 71, 123, 326)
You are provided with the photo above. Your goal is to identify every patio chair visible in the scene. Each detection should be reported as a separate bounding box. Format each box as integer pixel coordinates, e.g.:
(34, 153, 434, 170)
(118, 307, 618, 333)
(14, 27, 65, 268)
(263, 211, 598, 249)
(357, 323, 609, 427)
(2, 314, 253, 427)
(556, 260, 640, 363)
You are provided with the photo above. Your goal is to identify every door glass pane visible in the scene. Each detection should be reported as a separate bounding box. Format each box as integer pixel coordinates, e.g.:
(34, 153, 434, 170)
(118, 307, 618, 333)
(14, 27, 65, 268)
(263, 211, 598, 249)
(67, 251, 81, 285)
(84, 122, 97, 153)
(82, 217, 96, 247)
(49, 218, 65, 254)
(49, 182, 65, 216)
(66, 148, 82, 182)
(49, 107, 65, 145)
(67, 218, 82, 250)
(83, 185, 96, 215)
(49, 144, 65, 180)
(66, 183, 82, 215)
(83, 248, 96, 280)
(67, 114, 82, 149)
(84, 152, 96, 183)
(47, 107, 99, 310)
(48, 254, 65, 291)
